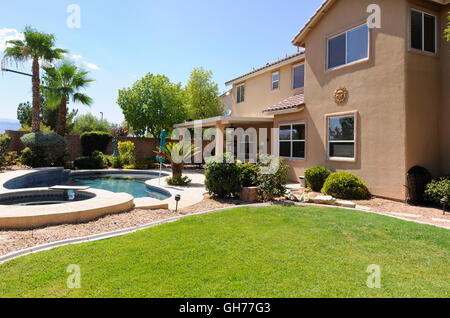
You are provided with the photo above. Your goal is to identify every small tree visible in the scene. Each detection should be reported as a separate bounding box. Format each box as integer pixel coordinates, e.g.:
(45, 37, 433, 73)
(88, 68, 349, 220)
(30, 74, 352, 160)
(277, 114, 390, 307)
(117, 73, 187, 138)
(185, 67, 224, 120)
(42, 60, 94, 136)
(72, 113, 113, 134)
(445, 12, 450, 42)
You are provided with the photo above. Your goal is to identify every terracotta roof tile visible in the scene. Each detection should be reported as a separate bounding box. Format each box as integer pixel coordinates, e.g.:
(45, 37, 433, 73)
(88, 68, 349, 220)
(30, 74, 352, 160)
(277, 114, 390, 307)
(263, 94, 305, 113)
(225, 51, 305, 86)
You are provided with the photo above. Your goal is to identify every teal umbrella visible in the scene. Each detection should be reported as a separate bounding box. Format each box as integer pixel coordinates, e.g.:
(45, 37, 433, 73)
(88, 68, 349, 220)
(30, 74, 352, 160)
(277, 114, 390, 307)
(157, 129, 167, 184)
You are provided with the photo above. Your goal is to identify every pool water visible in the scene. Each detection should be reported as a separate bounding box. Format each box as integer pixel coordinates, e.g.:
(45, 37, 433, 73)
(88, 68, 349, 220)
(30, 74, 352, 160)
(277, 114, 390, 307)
(68, 174, 170, 200)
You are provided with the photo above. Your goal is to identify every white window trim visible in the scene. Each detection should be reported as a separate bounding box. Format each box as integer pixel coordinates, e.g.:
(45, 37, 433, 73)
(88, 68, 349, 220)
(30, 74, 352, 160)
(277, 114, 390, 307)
(292, 63, 305, 90)
(236, 83, 245, 104)
(326, 23, 370, 71)
(271, 72, 279, 91)
(327, 115, 356, 161)
(410, 8, 437, 55)
(279, 123, 306, 160)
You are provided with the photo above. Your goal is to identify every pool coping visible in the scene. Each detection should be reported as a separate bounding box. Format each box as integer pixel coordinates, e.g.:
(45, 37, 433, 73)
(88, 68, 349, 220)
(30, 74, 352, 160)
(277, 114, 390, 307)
(0, 168, 207, 229)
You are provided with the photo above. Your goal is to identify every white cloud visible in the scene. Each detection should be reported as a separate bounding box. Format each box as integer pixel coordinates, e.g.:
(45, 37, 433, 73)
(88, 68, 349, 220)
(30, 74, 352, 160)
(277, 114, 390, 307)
(83, 61, 100, 71)
(71, 54, 83, 60)
(0, 28, 24, 51)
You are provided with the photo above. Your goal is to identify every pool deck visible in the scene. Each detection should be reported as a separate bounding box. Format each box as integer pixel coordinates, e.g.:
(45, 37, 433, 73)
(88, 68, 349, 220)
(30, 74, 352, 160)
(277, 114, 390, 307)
(0, 168, 207, 229)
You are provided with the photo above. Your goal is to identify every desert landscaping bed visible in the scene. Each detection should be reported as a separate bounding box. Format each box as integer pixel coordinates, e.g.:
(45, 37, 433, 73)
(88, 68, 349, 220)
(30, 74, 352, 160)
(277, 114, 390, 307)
(1, 193, 449, 257)
(0, 195, 246, 256)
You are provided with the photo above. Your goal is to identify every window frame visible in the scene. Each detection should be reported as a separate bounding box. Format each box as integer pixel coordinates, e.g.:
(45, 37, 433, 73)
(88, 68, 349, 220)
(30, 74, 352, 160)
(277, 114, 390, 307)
(409, 8, 437, 55)
(292, 63, 305, 90)
(236, 83, 245, 104)
(271, 72, 280, 91)
(326, 23, 370, 71)
(326, 113, 357, 162)
(279, 122, 306, 160)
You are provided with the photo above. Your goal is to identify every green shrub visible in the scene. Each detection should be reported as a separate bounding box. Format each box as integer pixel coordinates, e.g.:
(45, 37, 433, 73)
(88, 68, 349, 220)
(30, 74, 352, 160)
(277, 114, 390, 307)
(20, 132, 68, 167)
(166, 175, 192, 186)
(239, 162, 259, 188)
(80, 131, 112, 156)
(74, 151, 106, 170)
(0, 134, 12, 169)
(424, 177, 450, 206)
(305, 166, 331, 192)
(118, 141, 136, 166)
(110, 156, 123, 169)
(256, 156, 290, 202)
(321, 172, 370, 200)
(205, 154, 242, 198)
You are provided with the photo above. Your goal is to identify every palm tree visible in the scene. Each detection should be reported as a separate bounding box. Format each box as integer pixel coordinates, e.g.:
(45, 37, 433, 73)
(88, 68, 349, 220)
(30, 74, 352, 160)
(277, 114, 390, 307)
(2, 26, 67, 132)
(42, 60, 94, 136)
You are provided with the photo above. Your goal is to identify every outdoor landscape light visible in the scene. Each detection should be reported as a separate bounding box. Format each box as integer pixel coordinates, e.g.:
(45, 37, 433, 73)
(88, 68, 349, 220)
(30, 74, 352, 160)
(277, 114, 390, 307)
(175, 194, 181, 212)
(441, 198, 448, 215)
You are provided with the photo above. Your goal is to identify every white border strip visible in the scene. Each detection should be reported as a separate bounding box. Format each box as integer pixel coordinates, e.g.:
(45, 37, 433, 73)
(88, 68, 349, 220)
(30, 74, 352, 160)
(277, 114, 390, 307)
(1, 202, 447, 265)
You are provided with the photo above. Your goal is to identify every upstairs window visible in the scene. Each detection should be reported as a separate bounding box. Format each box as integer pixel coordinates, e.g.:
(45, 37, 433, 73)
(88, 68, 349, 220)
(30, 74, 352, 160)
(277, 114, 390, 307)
(411, 9, 436, 54)
(327, 24, 369, 70)
(272, 72, 279, 90)
(292, 64, 305, 90)
(236, 84, 245, 104)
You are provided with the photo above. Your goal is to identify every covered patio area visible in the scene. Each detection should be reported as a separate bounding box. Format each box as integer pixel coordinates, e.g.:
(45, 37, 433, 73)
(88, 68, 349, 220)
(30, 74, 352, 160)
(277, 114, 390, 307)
(174, 116, 275, 159)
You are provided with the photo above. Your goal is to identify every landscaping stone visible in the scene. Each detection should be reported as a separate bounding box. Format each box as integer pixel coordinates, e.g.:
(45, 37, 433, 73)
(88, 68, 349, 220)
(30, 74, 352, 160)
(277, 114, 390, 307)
(240, 187, 260, 203)
(284, 190, 299, 202)
(313, 195, 336, 206)
(335, 200, 357, 208)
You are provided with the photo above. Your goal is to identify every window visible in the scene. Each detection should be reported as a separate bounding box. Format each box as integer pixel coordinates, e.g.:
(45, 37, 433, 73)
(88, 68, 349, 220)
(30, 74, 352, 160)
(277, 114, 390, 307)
(272, 72, 279, 90)
(279, 123, 305, 159)
(292, 64, 305, 90)
(328, 115, 355, 159)
(236, 84, 245, 103)
(327, 24, 369, 70)
(410, 9, 436, 54)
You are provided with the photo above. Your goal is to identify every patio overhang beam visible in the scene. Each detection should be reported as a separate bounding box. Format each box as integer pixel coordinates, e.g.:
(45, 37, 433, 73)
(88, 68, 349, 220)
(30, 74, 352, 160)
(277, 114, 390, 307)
(173, 116, 274, 129)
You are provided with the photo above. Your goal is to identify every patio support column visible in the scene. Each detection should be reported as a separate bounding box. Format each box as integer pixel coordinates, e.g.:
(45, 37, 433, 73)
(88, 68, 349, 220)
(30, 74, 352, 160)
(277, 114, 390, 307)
(215, 123, 225, 156)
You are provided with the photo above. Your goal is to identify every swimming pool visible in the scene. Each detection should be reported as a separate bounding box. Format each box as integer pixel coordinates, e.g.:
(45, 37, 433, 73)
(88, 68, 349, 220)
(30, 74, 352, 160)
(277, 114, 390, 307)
(68, 173, 170, 200)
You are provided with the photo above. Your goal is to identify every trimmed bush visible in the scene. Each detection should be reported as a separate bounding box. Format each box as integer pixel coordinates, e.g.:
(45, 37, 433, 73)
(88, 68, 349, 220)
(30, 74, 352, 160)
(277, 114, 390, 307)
(321, 172, 370, 200)
(80, 131, 112, 156)
(0, 134, 12, 169)
(239, 162, 259, 188)
(20, 132, 68, 167)
(74, 151, 106, 170)
(304, 166, 331, 192)
(256, 156, 290, 202)
(205, 154, 242, 198)
(424, 177, 450, 206)
(118, 141, 136, 166)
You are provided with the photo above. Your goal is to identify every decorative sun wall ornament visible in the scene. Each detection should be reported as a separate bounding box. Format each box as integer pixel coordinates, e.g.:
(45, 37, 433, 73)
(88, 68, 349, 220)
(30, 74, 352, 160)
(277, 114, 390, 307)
(334, 87, 348, 104)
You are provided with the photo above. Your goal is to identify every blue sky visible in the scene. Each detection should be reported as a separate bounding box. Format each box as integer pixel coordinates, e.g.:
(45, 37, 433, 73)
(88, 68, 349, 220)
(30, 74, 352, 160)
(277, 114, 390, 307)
(0, 0, 323, 124)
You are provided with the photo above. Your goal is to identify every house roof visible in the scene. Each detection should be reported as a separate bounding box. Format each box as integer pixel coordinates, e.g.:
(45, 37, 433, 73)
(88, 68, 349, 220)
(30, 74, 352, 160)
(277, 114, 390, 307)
(291, 0, 449, 47)
(225, 51, 305, 86)
(263, 94, 305, 113)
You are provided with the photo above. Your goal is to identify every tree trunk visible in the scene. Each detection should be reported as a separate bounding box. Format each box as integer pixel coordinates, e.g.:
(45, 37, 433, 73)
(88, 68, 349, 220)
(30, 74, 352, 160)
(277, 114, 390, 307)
(31, 58, 41, 133)
(56, 97, 67, 136)
(171, 162, 184, 177)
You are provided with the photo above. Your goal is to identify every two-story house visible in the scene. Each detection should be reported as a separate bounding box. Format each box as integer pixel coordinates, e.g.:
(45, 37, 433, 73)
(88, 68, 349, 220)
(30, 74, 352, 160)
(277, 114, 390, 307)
(175, 0, 449, 201)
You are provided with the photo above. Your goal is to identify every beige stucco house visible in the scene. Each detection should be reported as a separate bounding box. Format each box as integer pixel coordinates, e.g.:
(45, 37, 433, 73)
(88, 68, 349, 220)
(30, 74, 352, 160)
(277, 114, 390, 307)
(175, 0, 450, 201)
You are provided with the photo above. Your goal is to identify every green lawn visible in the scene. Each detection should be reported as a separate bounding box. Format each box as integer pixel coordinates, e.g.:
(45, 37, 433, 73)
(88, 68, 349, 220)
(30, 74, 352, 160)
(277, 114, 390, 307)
(0, 206, 449, 298)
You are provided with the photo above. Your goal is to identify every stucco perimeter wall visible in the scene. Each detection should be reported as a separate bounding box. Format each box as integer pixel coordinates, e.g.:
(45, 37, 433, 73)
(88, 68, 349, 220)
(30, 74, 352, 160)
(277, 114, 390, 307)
(230, 60, 305, 117)
(405, 0, 446, 179)
(279, 0, 409, 200)
(439, 4, 450, 175)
